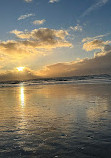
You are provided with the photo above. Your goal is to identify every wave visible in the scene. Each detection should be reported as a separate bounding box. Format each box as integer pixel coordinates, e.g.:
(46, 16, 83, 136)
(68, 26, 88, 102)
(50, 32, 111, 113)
(0, 74, 111, 88)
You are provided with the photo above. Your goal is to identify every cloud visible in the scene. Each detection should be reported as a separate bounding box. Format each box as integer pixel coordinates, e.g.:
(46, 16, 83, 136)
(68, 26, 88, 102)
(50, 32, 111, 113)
(0, 40, 34, 55)
(82, 0, 109, 17)
(49, 0, 59, 3)
(38, 39, 111, 77)
(82, 33, 110, 43)
(24, 0, 33, 2)
(18, 13, 34, 20)
(33, 19, 46, 25)
(38, 52, 111, 77)
(0, 28, 72, 56)
(0, 39, 111, 80)
(10, 28, 69, 40)
(70, 24, 83, 32)
(82, 39, 111, 52)
(0, 67, 39, 82)
(83, 39, 105, 51)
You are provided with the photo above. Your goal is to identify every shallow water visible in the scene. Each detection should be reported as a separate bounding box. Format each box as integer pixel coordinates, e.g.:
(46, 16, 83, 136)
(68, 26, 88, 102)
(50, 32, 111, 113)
(0, 83, 111, 158)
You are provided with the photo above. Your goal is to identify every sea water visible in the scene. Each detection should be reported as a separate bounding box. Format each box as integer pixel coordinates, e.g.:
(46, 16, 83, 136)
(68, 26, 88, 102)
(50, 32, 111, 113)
(0, 78, 111, 157)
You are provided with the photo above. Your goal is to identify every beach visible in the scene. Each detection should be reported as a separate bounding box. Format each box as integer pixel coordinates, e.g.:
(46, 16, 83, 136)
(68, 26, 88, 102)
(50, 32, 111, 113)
(0, 83, 111, 158)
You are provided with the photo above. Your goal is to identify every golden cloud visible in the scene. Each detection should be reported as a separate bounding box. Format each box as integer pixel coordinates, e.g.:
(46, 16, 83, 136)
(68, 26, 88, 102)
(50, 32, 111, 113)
(33, 19, 46, 25)
(38, 39, 111, 77)
(83, 39, 105, 51)
(0, 28, 72, 56)
(10, 28, 69, 40)
(0, 49, 111, 81)
(0, 67, 39, 82)
(37, 51, 111, 77)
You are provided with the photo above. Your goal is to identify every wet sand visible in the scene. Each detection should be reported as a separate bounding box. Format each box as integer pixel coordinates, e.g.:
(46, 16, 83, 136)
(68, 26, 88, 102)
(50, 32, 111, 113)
(0, 83, 111, 158)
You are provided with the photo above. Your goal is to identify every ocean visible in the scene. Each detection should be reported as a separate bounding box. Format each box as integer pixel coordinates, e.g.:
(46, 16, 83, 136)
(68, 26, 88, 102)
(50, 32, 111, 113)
(0, 75, 111, 158)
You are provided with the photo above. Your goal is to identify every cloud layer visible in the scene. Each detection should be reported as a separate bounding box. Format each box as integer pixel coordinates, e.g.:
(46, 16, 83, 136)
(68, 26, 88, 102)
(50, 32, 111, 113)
(38, 39, 111, 77)
(0, 67, 39, 82)
(0, 39, 111, 81)
(0, 28, 72, 56)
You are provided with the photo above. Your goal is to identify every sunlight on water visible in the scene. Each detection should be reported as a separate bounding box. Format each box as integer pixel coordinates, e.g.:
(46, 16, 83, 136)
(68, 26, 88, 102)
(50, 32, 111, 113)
(20, 86, 25, 107)
(0, 84, 111, 157)
(17, 85, 29, 136)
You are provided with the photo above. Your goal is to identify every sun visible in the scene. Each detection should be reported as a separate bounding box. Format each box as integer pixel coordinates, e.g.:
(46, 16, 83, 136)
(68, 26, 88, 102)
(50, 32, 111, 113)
(17, 67, 25, 72)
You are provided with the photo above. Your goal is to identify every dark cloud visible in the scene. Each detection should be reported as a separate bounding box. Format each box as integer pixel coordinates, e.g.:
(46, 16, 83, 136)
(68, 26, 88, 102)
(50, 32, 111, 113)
(38, 40, 111, 77)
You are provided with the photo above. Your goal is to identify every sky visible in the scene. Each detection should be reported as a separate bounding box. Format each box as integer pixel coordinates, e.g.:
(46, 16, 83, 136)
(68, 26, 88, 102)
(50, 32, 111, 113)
(0, 0, 111, 81)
